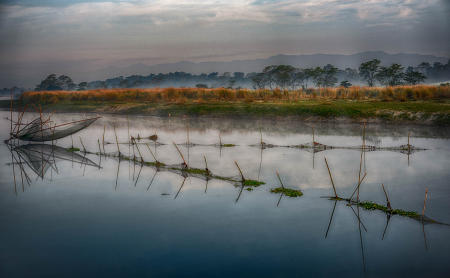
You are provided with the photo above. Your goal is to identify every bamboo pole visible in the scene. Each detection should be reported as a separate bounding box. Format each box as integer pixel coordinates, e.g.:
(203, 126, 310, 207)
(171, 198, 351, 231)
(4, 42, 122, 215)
(145, 143, 158, 162)
(276, 171, 285, 189)
(234, 161, 245, 182)
(349, 172, 367, 201)
(113, 125, 121, 156)
(133, 138, 144, 163)
(9, 91, 13, 135)
(102, 125, 106, 153)
(422, 188, 428, 217)
(260, 128, 263, 146)
(79, 137, 87, 153)
(381, 184, 392, 210)
(324, 157, 337, 198)
(173, 142, 188, 168)
(97, 139, 102, 155)
(203, 155, 210, 175)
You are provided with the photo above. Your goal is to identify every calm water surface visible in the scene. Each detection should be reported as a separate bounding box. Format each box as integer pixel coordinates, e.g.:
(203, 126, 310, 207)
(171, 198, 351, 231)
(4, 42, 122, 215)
(1, 111, 449, 277)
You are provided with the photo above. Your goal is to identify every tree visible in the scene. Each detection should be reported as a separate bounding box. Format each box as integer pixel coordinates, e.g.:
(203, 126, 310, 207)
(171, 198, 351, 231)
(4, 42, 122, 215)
(302, 68, 315, 89)
(78, 82, 88, 91)
(233, 72, 245, 80)
(311, 67, 324, 88)
(227, 78, 236, 89)
(261, 65, 278, 89)
(250, 72, 267, 89)
(340, 80, 352, 88)
(376, 64, 405, 86)
(291, 68, 307, 90)
(196, 83, 208, 88)
(35, 74, 75, 91)
(272, 65, 296, 89)
(416, 62, 431, 75)
(321, 64, 338, 87)
(57, 75, 76, 90)
(344, 68, 358, 80)
(403, 69, 426, 85)
(359, 59, 381, 87)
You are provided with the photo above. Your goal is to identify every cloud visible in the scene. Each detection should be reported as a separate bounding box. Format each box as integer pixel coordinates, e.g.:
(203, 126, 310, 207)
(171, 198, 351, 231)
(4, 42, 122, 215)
(0, 0, 442, 29)
(0, 0, 448, 87)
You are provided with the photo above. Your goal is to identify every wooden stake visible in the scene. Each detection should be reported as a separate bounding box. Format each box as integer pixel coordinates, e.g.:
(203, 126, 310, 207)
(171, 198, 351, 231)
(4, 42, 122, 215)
(260, 128, 263, 145)
(79, 137, 87, 153)
(9, 91, 13, 135)
(97, 139, 102, 155)
(324, 157, 337, 198)
(276, 171, 285, 189)
(102, 125, 106, 153)
(381, 184, 392, 210)
(133, 138, 144, 162)
(187, 125, 190, 146)
(349, 172, 367, 201)
(234, 161, 245, 182)
(145, 143, 158, 162)
(173, 142, 188, 168)
(113, 125, 120, 156)
(203, 155, 210, 175)
(422, 188, 428, 217)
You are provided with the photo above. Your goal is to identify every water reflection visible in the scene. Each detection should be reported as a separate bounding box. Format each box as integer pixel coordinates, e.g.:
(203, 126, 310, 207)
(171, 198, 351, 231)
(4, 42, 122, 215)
(1, 112, 450, 277)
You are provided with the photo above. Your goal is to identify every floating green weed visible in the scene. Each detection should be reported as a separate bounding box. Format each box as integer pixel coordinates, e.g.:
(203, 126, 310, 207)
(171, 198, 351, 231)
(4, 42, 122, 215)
(222, 144, 235, 147)
(359, 201, 419, 217)
(270, 187, 303, 197)
(243, 179, 265, 186)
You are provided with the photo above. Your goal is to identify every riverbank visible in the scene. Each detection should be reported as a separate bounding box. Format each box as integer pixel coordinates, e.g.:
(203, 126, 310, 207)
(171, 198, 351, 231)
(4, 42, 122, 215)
(2, 98, 449, 125)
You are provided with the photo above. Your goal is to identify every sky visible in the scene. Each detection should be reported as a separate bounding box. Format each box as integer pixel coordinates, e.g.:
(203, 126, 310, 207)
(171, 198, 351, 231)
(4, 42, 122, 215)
(0, 0, 449, 87)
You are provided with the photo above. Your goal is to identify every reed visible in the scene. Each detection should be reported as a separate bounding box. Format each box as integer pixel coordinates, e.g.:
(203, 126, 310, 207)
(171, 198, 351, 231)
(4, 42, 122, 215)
(21, 85, 450, 105)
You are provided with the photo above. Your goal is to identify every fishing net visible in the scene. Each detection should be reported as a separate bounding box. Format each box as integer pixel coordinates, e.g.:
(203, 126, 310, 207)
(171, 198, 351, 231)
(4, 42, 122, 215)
(15, 117, 100, 142)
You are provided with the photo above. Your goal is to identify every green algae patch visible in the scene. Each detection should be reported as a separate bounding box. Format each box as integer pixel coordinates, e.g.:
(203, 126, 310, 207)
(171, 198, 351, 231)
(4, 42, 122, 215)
(243, 179, 265, 187)
(67, 147, 80, 152)
(182, 167, 210, 175)
(222, 144, 236, 147)
(145, 161, 166, 167)
(246, 187, 254, 191)
(359, 201, 419, 217)
(270, 187, 303, 197)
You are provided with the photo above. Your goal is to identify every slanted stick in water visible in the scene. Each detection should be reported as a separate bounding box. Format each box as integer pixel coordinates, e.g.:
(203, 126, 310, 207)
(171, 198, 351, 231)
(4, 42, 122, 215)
(324, 157, 338, 198)
(173, 142, 188, 168)
(422, 188, 428, 217)
(234, 161, 245, 182)
(381, 184, 392, 210)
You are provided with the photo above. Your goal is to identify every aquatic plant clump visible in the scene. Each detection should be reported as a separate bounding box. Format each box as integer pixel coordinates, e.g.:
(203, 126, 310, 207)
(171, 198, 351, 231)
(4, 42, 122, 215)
(67, 147, 81, 152)
(222, 144, 236, 147)
(243, 179, 265, 187)
(359, 201, 419, 217)
(270, 187, 303, 197)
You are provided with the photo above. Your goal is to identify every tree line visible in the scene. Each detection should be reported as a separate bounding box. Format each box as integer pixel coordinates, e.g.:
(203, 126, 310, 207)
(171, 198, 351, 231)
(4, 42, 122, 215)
(250, 59, 436, 90)
(34, 59, 450, 91)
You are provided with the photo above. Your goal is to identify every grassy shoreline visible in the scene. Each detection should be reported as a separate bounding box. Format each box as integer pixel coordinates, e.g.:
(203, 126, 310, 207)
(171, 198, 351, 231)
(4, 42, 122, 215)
(2, 86, 450, 124)
(2, 99, 449, 125)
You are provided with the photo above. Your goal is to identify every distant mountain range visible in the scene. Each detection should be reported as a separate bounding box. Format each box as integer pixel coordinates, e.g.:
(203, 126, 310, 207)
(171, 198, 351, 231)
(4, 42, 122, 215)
(1, 51, 449, 88)
(80, 51, 449, 82)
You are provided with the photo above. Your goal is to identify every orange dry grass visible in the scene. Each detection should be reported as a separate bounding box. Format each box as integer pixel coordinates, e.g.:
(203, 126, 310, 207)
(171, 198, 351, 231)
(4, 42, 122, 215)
(21, 85, 450, 104)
